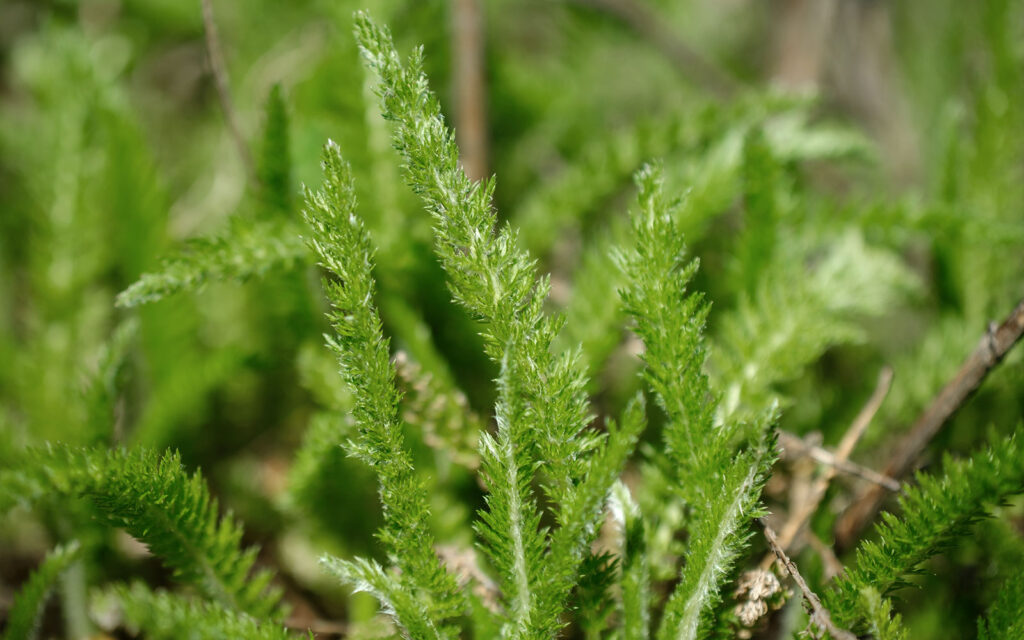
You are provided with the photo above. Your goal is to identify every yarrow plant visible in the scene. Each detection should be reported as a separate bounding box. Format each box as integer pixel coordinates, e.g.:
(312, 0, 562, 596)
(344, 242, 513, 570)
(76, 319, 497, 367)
(287, 13, 1024, 639)
(2, 4, 1023, 640)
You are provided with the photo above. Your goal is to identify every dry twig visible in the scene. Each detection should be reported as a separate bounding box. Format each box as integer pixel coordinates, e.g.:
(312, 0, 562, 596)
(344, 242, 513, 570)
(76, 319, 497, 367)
(836, 298, 1024, 549)
(804, 531, 844, 581)
(201, 0, 254, 177)
(562, 0, 741, 99)
(764, 368, 896, 571)
(778, 431, 900, 492)
(451, 0, 489, 181)
(760, 519, 857, 640)
(285, 617, 349, 637)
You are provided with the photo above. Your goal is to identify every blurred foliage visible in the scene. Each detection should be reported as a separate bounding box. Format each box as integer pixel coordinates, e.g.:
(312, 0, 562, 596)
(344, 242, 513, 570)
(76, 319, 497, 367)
(0, 0, 1022, 638)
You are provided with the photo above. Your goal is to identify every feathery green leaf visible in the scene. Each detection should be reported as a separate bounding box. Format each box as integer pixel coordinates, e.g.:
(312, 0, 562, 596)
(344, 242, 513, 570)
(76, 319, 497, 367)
(116, 217, 306, 307)
(617, 165, 777, 640)
(472, 342, 556, 637)
(3, 541, 82, 640)
(610, 480, 650, 640)
(859, 588, 908, 640)
(826, 434, 1024, 630)
(0, 447, 283, 619)
(322, 556, 447, 640)
(303, 140, 464, 633)
(257, 84, 293, 216)
(353, 16, 652, 638)
(978, 571, 1024, 640)
(99, 582, 293, 640)
(353, 13, 594, 500)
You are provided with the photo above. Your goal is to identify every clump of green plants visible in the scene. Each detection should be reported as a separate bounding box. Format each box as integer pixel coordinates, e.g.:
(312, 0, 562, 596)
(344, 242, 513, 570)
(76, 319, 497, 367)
(2, 2, 1023, 640)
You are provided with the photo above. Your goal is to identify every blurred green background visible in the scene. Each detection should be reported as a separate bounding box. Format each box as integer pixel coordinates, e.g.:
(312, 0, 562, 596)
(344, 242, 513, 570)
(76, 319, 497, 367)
(1, 0, 1022, 637)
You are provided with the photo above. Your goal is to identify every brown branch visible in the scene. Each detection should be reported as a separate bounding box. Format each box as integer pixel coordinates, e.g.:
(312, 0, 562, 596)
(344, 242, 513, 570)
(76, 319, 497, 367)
(804, 531, 844, 581)
(762, 368, 895, 572)
(451, 0, 489, 182)
(201, 0, 253, 177)
(760, 520, 857, 640)
(778, 431, 900, 492)
(828, 367, 894, 464)
(562, 0, 741, 99)
(770, 0, 837, 91)
(835, 297, 1024, 551)
(285, 617, 349, 637)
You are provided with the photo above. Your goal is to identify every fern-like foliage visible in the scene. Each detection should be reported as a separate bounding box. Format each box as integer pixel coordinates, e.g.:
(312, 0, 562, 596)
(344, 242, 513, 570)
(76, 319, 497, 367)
(713, 229, 917, 423)
(98, 582, 292, 640)
(537, 395, 645, 634)
(473, 351, 550, 637)
(573, 551, 618, 640)
(556, 115, 876, 384)
(394, 352, 482, 471)
(610, 481, 650, 640)
(2, 541, 82, 640)
(115, 217, 307, 307)
(3, 3, 1024, 639)
(90, 449, 283, 619)
(825, 434, 1024, 630)
(116, 82, 303, 308)
(978, 571, 1024, 640)
(354, 13, 597, 497)
(616, 165, 776, 640)
(512, 113, 691, 257)
(284, 412, 352, 509)
(351, 13, 647, 638)
(616, 166, 717, 493)
(859, 588, 908, 640)
(81, 317, 136, 445)
(322, 555, 451, 640)
(303, 141, 465, 636)
(257, 84, 293, 217)
(729, 129, 786, 299)
(0, 446, 283, 620)
(512, 95, 867, 262)
(0, 445, 101, 514)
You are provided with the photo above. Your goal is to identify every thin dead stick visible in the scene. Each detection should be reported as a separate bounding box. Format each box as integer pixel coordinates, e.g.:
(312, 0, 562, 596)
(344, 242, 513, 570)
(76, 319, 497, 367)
(836, 297, 1024, 550)
(778, 431, 900, 492)
(451, 0, 489, 182)
(562, 0, 741, 99)
(285, 617, 350, 636)
(762, 368, 894, 570)
(804, 531, 844, 581)
(827, 367, 895, 466)
(760, 519, 857, 640)
(201, 0, 254, 177)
